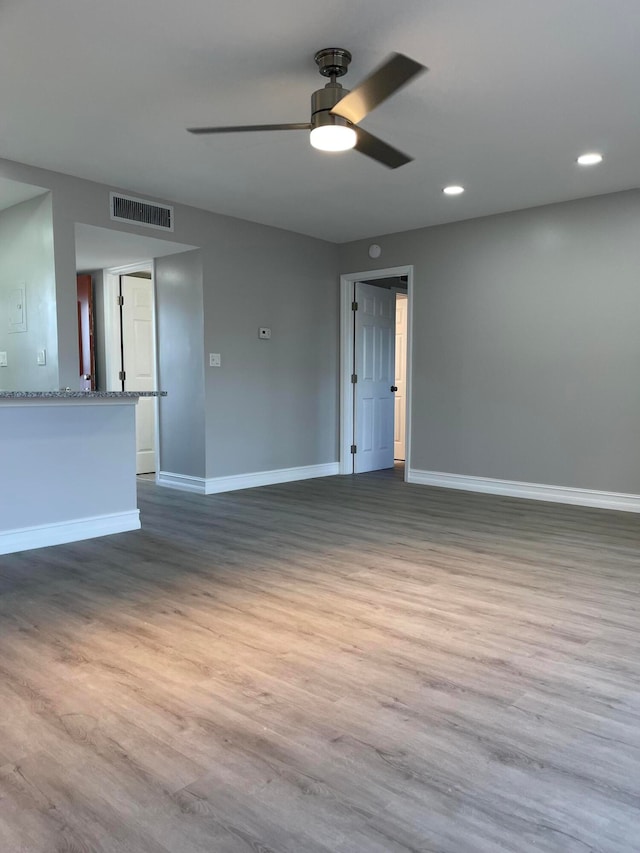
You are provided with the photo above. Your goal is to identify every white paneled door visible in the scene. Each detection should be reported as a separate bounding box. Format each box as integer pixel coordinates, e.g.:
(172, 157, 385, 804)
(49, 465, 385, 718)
(121, 275, 156, 474)
(354, 282, 396, 473)
(394, 293, 407, 461)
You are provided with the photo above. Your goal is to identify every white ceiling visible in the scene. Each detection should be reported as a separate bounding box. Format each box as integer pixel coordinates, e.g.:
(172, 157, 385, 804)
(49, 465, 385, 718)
(75, 223, 196, 271)
(1, 0, 638, 242)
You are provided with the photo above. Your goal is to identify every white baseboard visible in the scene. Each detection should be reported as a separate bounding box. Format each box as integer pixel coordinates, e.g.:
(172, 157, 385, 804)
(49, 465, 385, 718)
(0, 510, 141, 556)
(156, 471, 207, 494)
(407, 469, 640, 513)
(204, 462, 340, 494)
(158, 463, 339, 495)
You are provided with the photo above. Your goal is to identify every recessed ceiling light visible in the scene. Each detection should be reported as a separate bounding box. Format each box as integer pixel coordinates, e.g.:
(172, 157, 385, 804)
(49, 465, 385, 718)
(577, 152, 603, 166)
(443, 185, 465, 195)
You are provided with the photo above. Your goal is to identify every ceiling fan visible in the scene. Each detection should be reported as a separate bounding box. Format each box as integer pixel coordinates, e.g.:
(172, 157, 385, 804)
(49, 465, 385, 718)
(187, 48, 427, 169)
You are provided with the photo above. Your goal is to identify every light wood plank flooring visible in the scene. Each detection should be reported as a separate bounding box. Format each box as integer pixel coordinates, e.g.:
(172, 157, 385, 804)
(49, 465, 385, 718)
(1, 468, 640, 852)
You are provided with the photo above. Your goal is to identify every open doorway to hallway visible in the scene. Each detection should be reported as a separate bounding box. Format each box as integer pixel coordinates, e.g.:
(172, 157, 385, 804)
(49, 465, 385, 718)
(74, 222, 197, 479)
(339, 266, 413, 478)
(394, 290, 408, 462)
(104, 265, 157, 475)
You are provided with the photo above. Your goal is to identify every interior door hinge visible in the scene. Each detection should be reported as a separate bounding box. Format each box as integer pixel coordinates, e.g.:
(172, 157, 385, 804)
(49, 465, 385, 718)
(350, 444, 357, 454)
(351, 301, 358, 311)
(118, 370, 126, 382)
(117, 294, 124, 306)
(351, 373, 358, 384)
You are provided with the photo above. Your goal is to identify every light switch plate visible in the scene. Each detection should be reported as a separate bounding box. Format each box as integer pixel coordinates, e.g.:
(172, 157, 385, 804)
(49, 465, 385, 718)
(37, 349, 47, 366)
(0, 351, 7, 367)
(259, 327, 271, 339)
(209, 353, 221, 367)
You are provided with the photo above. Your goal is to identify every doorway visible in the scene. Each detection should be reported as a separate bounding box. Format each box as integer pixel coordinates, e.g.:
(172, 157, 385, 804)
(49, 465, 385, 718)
(394, 292, 408, 461)
(104, 263, 158, 475)
(339, 265, 413, 478)
(76, 273, 96, 391)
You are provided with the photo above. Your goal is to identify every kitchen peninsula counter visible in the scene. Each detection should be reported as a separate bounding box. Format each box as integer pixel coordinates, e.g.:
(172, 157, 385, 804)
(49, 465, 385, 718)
(0, 390, 166, 399)
(0, 391, 166, 555)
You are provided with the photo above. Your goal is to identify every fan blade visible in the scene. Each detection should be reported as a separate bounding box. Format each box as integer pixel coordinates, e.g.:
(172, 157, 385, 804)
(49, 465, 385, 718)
(331, 53, 426, 125)
(354, 127, 413, 169)
(187, 122, 311, 135)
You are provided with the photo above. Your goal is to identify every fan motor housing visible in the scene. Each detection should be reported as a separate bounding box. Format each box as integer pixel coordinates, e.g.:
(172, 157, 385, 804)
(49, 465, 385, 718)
(311, 83, 352, 131)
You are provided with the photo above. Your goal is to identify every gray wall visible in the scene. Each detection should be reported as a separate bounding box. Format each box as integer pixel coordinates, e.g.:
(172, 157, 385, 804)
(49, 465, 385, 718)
(339, 190, 640, 494)
(0, 156, 339, 481)
(155, 250, 206, 478)
(201, 222, 339, 478)
(0, 193, 58, 390)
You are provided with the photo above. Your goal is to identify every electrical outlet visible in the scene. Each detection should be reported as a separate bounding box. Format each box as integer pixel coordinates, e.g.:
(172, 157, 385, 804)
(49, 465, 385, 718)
(259, 327, 271, 339)
(209, 353, 221, 367)
(37, 349, 47, 366)
(0, 351, 7, 367)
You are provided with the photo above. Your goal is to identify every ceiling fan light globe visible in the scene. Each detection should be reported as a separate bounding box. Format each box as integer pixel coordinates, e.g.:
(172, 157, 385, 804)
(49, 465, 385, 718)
(309, 125, 357, 152)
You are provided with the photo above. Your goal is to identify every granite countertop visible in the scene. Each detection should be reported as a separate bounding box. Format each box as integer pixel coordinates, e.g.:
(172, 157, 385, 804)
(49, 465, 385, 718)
(0, 391, 167, 399)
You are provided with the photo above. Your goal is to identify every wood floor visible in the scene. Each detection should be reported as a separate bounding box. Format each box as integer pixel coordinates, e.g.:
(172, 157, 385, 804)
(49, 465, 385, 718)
(1, 468, 640, 852)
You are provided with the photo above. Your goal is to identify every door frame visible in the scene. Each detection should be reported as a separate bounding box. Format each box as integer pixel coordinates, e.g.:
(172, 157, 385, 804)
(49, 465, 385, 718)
(104, 260, 159, 475)
(339, 265, 414, 477)
(103, 261, 154, 390)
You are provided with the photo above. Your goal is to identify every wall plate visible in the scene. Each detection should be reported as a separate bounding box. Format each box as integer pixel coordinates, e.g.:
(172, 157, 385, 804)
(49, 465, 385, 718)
(8, 284, 27, 333)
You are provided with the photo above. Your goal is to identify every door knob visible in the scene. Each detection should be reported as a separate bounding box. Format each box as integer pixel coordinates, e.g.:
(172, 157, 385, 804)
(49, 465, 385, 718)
(390, 385, 398, 392)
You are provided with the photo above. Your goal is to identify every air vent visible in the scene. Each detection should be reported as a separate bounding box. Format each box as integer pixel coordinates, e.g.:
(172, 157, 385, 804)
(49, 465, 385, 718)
(109, 192, 174, 232)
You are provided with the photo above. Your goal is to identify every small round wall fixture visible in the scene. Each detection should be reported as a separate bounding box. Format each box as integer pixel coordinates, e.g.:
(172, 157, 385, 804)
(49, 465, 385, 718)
(577, 152, 603, 166)
(368, 243, 382, 259)
(443, 185, 465, 195)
